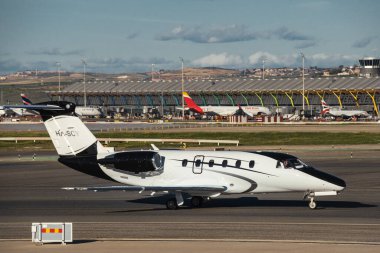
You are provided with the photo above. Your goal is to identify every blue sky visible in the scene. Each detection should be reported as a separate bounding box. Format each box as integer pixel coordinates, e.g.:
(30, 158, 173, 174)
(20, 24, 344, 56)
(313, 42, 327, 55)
(0, 0, 379, 74)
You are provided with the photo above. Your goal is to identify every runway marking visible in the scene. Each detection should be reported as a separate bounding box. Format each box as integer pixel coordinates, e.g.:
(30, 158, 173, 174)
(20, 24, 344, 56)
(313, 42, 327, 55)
(14, 221, 376, 226)
(2, 238, 378, 245)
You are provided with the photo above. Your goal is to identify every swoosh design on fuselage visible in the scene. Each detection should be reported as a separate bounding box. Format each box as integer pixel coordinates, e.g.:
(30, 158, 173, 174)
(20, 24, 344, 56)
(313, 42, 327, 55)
(204, 169, 258, 193)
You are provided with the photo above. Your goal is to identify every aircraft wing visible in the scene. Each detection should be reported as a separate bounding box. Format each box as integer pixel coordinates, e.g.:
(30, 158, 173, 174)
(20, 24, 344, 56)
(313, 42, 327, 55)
(63, 185, 227, 195)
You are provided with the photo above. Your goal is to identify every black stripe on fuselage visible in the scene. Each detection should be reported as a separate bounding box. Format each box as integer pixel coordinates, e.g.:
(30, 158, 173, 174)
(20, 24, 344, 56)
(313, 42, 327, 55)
(58, 155, 115, 182)
(298, 167, 346, 188)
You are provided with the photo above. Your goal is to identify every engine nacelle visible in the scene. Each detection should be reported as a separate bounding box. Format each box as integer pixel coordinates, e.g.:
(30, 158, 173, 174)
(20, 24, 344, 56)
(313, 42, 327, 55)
(98, 151, 165, 177)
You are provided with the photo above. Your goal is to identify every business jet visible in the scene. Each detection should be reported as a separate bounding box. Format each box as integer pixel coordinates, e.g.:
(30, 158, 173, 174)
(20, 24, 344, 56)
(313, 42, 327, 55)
(182, 92, 271, 117)
(21, 93, 102, 117)
(1, 101, 346, 210)
(321, 99, 369, 119)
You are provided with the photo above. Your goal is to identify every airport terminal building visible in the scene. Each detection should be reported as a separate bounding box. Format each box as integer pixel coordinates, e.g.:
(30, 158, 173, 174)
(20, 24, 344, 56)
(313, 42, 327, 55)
(51, 76, 380, 116)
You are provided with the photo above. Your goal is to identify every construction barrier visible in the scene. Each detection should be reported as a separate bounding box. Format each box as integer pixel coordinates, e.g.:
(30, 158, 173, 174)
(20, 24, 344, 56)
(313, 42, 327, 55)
(32, 223, 72, 245)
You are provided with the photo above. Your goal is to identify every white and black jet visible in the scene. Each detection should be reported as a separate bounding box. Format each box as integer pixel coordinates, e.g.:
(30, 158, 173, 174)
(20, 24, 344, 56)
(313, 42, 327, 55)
(1, 101, 346, 210)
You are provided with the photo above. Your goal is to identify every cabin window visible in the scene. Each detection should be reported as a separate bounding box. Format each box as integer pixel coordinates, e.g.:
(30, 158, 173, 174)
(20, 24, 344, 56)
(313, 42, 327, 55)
(182, 159, 188, 167)
(276, 161, 281, 168)
(235, 160, 241, 168)
(222, 160, 228, 167)
(249, 160, 255, 168)
(209, 159, 214, 167)
(195, 159, 202, 167)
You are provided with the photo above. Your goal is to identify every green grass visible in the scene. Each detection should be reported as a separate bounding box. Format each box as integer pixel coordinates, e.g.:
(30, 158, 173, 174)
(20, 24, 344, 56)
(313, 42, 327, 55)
(1, 131, 380, 150)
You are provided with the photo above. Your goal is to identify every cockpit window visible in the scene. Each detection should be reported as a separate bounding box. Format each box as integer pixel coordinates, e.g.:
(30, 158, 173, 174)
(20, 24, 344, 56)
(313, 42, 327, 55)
(281, 158, 307, 169)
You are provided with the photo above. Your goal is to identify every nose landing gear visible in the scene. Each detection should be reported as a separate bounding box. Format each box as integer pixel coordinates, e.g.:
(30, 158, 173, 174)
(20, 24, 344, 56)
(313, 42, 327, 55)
(304, 191, 317, 210)
(308, 197, 317, 209)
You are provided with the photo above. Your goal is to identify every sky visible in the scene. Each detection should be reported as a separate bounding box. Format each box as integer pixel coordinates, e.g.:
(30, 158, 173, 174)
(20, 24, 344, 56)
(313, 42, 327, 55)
(0, 0, 379, 74)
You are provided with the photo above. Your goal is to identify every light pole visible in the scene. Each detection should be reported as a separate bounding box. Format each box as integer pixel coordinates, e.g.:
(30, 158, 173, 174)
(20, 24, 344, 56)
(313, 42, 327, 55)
(151, 64, 155, 81)
(161, 90, 164, 116)
(56, 62, 61, 101)
(180, 57, 184, 120)
(81, 59, 87, 107)
(262, 59, 265, 80)
(302, 54, 305, 111)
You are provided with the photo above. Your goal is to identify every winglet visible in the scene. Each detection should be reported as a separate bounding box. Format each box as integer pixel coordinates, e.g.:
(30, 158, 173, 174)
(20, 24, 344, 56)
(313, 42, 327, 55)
(151, 144, 159, 150)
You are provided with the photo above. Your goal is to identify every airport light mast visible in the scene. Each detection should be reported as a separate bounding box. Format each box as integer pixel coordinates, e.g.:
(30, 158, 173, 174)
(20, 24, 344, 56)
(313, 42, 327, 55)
(262, 59, 265, 80)
(151, 63, 155, 81)
(300, 52, 305, 112)
(180, 57, 185, 120)
(56, 62, 61, 101)
(81, 59, 87, 107)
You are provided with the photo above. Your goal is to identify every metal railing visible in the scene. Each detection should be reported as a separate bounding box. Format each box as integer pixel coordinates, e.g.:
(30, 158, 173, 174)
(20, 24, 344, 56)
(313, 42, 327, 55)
(0, 137, 239, 146)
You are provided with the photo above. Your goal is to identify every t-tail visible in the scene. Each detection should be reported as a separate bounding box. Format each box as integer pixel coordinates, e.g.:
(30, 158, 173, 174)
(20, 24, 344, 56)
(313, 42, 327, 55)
(4, 101, 114, 180)
(183, 92, 204, 114)
(5, 101, 111, 157)
(40, 102, 111, 157)
(321, 99, 330, 115)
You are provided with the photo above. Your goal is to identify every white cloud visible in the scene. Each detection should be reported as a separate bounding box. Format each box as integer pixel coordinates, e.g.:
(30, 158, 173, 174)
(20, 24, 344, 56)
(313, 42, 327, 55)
(192, 53, 243, 67)
(156, 25, 312, 44)
(248, 51, 359, 67)
(248, 51, 298, 66)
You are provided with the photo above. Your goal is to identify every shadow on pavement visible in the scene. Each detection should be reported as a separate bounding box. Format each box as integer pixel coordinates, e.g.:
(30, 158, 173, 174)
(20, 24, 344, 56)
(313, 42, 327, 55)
(105, 196, 376, 213)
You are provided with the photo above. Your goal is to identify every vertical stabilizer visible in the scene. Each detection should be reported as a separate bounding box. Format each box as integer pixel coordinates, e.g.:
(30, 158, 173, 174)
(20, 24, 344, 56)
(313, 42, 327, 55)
(44, 115, 99, 156)
(183, 92, 204, 114)
(24, 101, 109, 156)
(21, 93, 33, 105)
(321, 99, 330, 115)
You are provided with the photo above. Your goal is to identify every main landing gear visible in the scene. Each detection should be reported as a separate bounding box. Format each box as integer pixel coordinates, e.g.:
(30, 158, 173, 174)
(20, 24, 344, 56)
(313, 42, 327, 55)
(190, 196, 204, 208)
(165, 196, 205, 210)
(166, 198, 178, 210)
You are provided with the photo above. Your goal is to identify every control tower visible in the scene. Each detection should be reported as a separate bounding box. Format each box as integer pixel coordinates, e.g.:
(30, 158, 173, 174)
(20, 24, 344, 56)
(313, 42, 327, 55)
(359, 57, 380, 77)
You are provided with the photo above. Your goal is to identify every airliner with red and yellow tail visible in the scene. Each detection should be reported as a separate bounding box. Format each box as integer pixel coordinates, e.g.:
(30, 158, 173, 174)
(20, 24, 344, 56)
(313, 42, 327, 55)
(182, 92, 271, 117)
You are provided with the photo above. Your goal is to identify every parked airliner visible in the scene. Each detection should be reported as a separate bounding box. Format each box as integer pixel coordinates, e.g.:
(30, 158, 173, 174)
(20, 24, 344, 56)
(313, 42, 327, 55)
(21, 93, 102, 117)
(183, 92, 271, 117)
(321, 99, 369, 119)
(1, 101, 346, 210)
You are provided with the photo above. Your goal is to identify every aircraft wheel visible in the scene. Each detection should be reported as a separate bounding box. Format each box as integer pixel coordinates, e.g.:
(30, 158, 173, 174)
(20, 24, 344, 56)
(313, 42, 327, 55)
(309, 199, 317, 209)
(166, 198, 178, 210)
(191, 196, 204, 208)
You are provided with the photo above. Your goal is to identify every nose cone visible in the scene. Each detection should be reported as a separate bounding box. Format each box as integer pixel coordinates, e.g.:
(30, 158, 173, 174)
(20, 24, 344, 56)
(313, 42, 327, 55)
(321, 172, 346, 192)
(300, 167, 346, 191)
(331, 177, 346, 191)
